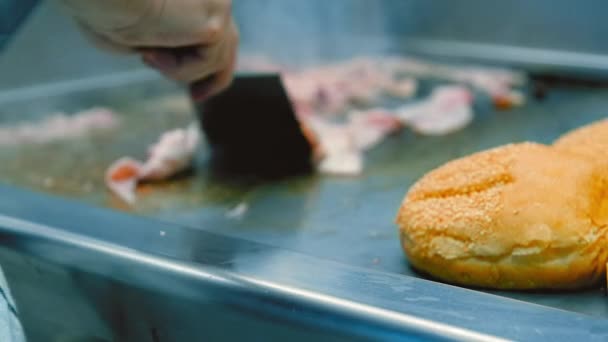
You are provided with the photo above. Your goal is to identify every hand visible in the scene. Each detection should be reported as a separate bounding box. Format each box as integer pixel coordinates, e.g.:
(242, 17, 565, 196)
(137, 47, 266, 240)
(59, 0, 239, 100)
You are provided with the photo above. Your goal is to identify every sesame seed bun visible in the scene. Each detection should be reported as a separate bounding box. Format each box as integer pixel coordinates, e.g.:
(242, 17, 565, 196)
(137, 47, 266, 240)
(554, 119, 608, 161)
(396, 142, 608, 290)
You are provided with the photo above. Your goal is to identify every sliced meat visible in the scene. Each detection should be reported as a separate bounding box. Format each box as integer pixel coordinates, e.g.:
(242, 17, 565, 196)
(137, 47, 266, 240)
(396, 85, 474, 135)
(105, 157, 142, 204)
(0, 107, 119, 146)
(105, 124, 201, 204)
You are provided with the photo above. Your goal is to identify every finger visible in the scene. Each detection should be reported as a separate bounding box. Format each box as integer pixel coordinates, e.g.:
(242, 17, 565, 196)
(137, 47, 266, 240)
(205, 28, 238, 98)
(76, 22, 135, 55)
(189, 48, 235, 102)
(158, 36, 228, 82)
(206, 56, 235, 99)
(107, 5, 232, 48)
(139, 18, 238, 84)
(157, 49, 217, 82)
(140, 49, 179, 72)
(190, 75, 217, 102)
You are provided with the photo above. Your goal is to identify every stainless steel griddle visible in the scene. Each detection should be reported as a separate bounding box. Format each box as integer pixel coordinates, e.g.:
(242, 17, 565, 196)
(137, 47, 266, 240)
(1, 68, 608, 341)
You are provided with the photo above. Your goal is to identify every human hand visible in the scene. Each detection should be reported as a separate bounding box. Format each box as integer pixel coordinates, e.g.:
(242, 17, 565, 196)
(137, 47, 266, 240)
(59, 0, 238, 99)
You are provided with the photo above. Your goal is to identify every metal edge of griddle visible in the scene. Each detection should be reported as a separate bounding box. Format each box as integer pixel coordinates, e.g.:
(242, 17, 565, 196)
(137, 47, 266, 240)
(0, 69, 160, 106)
(401, 38, 608, 79)
(0, 185, 606, 341)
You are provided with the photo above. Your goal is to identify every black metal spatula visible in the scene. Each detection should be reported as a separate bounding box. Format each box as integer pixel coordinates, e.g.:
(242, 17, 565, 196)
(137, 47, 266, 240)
(191, 73, 314, 179)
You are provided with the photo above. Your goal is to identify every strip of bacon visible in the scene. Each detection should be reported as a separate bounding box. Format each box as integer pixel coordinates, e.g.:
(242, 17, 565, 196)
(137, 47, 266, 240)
(0, 108, 119, 146)
(105, 124, 201, 204)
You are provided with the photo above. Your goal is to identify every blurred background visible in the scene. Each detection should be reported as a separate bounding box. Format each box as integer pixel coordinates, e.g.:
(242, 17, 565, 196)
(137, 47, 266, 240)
(2, 0, 608, 91)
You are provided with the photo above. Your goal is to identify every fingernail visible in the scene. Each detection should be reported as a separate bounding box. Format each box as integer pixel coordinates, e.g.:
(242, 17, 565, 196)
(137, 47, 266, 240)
(141, 54, 157, 68)
(141, 51, 177, 71)
(190, 76, 216, 102)
(180, 54, 198, 66)
(179, 47, 206, 65)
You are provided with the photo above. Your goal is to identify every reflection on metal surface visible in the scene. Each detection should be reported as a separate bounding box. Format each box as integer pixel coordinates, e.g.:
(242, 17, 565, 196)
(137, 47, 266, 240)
(2, 76, 608, 322)
(240, 276, 508, 342)
(0, 187, 608, 340)
(403, 38, 608, 74)
(0, 69, 159, 106)
(0, 213, 501, 341)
